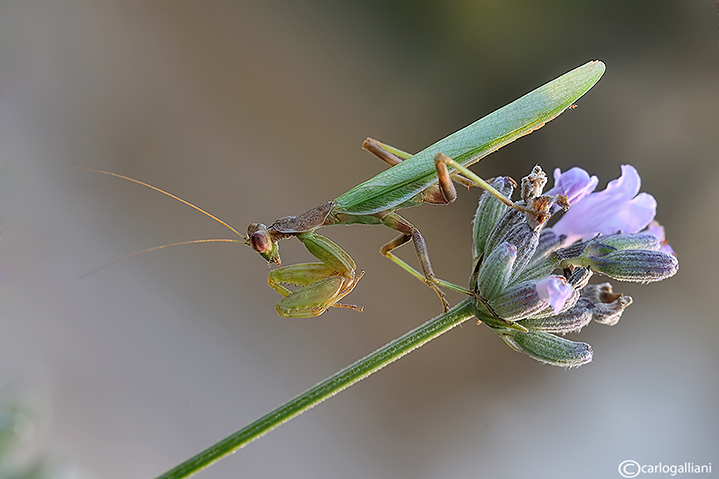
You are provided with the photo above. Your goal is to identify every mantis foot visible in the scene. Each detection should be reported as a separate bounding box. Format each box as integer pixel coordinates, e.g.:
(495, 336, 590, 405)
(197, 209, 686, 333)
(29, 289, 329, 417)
(425, 275, 451, 312)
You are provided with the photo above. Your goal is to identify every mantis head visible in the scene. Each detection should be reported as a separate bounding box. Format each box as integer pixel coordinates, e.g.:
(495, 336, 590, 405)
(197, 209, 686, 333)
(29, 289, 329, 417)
(248, 223, 281, 265)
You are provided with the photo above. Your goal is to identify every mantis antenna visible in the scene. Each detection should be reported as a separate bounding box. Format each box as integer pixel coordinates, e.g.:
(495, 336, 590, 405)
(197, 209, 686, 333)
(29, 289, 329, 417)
(77, 166, 250, 277)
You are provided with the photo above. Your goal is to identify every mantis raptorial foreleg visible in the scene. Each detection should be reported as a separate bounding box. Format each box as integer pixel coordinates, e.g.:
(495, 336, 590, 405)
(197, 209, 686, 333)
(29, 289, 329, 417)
(267, 232, 363, 318)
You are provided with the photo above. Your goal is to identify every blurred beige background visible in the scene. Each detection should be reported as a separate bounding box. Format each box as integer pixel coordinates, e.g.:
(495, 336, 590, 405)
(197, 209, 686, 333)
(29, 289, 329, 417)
(1, 1, 717, 478)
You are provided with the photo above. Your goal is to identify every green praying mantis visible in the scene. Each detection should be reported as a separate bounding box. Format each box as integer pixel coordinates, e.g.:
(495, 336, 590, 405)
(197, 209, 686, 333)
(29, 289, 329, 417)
(84, 60, 605, 318)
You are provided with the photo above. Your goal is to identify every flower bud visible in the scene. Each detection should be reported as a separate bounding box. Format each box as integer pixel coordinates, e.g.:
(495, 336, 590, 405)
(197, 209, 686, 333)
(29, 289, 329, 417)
(475, 242, 517, 300)
(584, 249, 679, 283)
(513, 254, 559, 284)
(488, 276, 573, 320)
(555, 240, 588, 262)
(506, 223, 541, 282)
(531, 229, 566, 265)
(518, 297, 594, 334)
(488, 280, 545, 320)
(566, 266, 593, 290)
(483, 213, 542, 284)
(500, 329, 593, 368)
(590, 232, 661, 252)
(473, 177, 515, 260)
(484, 206, 525, 257)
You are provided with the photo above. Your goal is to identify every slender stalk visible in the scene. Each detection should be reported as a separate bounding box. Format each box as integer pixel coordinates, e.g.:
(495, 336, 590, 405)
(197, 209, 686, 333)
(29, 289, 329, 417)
(154, 299, 476, 479)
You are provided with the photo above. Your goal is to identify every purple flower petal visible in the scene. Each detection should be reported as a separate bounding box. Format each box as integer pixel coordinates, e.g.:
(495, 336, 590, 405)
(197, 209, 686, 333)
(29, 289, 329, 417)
(550, 165, 657, 244)
(645, 221, 675, 256)
(536, 276, 574, 314)
(546, 167, 599, 205)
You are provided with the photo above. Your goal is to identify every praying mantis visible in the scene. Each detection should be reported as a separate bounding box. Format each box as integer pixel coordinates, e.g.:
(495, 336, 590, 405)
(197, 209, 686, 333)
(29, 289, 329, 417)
(84, 60, 605, 318)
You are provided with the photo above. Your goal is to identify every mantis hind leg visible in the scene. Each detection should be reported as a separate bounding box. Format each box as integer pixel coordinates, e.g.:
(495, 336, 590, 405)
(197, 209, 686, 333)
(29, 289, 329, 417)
(362, 138, 475, 189)
(433, 153, 529, 214)
(363, 138, 411, 166)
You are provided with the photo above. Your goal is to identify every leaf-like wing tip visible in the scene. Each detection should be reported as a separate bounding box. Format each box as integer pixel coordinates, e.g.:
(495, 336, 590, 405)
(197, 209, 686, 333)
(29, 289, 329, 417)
(558, 60, 605, 102)
(585, 59, 606, 80)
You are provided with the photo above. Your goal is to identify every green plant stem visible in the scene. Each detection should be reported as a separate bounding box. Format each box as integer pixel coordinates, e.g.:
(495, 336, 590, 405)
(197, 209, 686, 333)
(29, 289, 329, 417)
(154, 298, 476, 479)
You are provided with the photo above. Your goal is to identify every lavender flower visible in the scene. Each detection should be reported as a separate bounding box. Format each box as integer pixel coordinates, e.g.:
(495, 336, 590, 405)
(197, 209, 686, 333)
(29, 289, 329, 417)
(471, 165, 678, 367)
(546, 166, 598, 207)
(547, 165, 662, 246)
(536, 276, 575, 314)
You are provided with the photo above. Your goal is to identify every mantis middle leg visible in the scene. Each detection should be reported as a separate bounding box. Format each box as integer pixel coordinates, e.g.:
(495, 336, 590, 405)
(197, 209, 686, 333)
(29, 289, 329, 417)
(380, 213, 453, 311)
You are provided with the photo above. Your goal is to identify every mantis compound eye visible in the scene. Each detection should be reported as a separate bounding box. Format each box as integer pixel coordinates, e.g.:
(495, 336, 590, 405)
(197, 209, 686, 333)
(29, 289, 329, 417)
(247, 223, 281, 265)
(248, 223, 272, 253)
